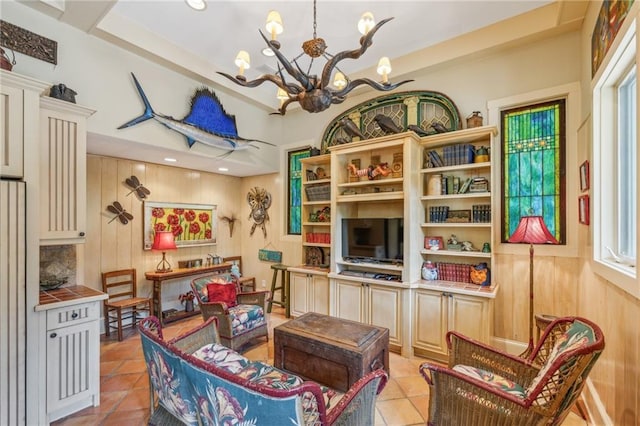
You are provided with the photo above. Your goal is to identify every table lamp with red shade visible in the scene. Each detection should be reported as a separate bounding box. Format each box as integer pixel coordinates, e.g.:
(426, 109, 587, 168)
(152, 231, 177, 273)
(508, 214, 559, 357)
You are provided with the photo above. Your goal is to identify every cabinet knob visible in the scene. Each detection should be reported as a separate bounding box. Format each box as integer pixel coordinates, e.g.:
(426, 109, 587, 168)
(50, 332, 57, 338)
(71, 312, 79, 319)
(79, 232, 85, 237)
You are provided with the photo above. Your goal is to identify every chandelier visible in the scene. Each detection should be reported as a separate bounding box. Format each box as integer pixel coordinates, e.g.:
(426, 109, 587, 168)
(217, 0, 413, 115)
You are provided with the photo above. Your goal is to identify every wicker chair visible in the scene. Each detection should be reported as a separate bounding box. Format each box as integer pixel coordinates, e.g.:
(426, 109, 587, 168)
(191, 273, 269, 351)
(420, 316, 605, 426)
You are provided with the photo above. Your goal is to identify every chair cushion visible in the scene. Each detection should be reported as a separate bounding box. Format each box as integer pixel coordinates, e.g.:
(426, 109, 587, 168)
(228, 304, 266, 336)
(207, 282, 237, 308)
(525, 320, 595, 396)
(453, 365, 527, 398)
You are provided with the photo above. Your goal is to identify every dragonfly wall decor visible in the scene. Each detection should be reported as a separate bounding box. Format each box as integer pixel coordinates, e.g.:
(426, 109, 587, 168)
(125, 175, 150, 199)
(107, 201, 134, 225)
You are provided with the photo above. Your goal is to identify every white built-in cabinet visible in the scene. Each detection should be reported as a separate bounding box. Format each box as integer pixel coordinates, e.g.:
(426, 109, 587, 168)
(1, 70, 48, 178)
(38, 299, 103, 422)
(39, 97, 95, 244)
(412, 287, 494, 362)
(332, 278, 405, 353)
(288, 269, 330, 317)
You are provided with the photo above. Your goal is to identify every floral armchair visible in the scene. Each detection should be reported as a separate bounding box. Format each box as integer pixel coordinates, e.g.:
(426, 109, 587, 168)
(191, 273, 269, 351)
(420, 316, 605, 426)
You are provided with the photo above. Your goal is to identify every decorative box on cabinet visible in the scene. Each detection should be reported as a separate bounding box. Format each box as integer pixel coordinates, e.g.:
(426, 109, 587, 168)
(419, 126, 497, 286)
(331, 277, 406, 354)
(39, 97, 95, 244)
(288, 267, 330, 317)
(36, 288, 107, 423)
(300, 154, 332, 268)
(0, 70, 49, 178)
(412, 283, 497, 362)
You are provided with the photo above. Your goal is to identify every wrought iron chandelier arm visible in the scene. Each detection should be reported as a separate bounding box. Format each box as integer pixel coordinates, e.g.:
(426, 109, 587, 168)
(332, 77, 414, 98)
(216, 71, 301, 94)
(320, 17, 394, 88)
(259, 30, 314, 91)
(271, 97, 296, 115)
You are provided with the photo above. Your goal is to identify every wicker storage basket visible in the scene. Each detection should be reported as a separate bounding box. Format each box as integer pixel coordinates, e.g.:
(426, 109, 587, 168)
(305, 183, 330, 201)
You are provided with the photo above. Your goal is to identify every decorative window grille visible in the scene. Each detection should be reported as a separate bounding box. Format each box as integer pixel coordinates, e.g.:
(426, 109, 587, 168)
(501, 99, 566, 243)
(287, 148, 310, 235)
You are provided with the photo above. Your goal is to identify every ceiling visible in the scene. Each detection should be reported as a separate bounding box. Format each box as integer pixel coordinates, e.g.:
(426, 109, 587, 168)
(23, 0, 584, 176)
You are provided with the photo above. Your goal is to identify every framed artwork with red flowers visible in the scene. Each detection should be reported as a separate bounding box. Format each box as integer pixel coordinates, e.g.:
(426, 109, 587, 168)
(143, 201, 217, 249)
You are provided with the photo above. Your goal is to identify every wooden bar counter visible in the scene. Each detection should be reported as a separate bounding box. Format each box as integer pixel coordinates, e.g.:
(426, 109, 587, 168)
(145, 263, 231, 325)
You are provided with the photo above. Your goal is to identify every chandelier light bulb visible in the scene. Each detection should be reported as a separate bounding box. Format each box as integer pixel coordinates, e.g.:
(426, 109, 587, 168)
(234, 50, 250, 80)
(358, 12, 375, 35)
(266, 10, 284, 38)
(333, 72, 347, 89)
(377, 57, 392, 84)
(276, 88, 289, 100)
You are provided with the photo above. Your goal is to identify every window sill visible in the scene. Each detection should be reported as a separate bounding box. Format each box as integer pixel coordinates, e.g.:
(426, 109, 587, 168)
(593, 258, 639, 299)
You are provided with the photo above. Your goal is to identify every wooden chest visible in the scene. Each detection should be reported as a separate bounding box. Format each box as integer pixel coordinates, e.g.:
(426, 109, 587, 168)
(274, 312, 389, 392)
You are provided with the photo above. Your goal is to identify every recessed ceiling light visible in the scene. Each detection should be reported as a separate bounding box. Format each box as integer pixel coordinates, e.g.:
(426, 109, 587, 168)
(218, 167, 229, 172)
(164, 157, 177, 162)
(185, 0, 206, 11)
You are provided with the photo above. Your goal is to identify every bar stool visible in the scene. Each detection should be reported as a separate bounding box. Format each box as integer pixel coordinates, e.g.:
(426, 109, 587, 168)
(267, 263, 290, 318)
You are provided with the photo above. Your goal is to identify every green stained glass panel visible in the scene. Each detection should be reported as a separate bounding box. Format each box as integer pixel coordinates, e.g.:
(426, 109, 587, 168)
(502, 99, 565, 243)
(288, 149, 310, 235)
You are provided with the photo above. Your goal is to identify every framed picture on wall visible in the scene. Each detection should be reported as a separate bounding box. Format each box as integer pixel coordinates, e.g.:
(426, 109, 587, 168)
(143, 201, 217, 249)
(578, 195, 590, 225)
(579, 160, 590, 192)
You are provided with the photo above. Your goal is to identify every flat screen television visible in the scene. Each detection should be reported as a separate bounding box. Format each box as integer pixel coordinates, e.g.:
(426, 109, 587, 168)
(341, 218, 403, 263)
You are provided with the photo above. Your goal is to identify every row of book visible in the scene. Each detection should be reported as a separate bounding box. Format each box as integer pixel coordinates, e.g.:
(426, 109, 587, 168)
(428, 206, 450, 223)
(435, 262, 473, 283)
(472, 205, 492, 223)
(426, 144, 475, 167)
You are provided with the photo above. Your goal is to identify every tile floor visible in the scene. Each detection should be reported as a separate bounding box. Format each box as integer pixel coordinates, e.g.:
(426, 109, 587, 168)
(52, 307, 589, 425)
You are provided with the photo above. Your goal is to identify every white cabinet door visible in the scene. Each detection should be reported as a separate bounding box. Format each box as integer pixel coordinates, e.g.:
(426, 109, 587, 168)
(290, 272, 310, 317)
(449, 292, 492, 343)
(368, 284, 402, 347)
(0, 84, 24, 178)
(413, 289, 448, 356)
(46, 319, 99, 416)
(333, 279, 365, 322)
(309, 273, 329, 315)
(39, 98, 94, 244)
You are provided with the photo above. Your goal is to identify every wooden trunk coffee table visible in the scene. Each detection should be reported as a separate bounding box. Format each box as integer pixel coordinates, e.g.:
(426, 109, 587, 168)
(274, 312, 389, 392)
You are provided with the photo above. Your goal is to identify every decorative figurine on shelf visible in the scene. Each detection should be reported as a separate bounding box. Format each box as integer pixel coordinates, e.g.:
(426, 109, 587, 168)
(348, 162, 391, 180)
(462, 241, 479, 251)
(482, 242, 491, 253)
(373, 114, 403, 134)
(474, 146, 490, 163)
(422, 261, 438, 281)
(470, 262, 491, 286)
(50, 83, 78, 103)
(447, 234, 462, 251)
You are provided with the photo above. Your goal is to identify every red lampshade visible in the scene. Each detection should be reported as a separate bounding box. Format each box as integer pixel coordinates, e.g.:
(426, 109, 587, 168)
(152, 231, 177, 251)
(508, 216, 559, 245)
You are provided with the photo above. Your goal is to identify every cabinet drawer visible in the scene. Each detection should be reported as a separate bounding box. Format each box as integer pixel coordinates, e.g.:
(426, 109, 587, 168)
(46, 302, 99, 330)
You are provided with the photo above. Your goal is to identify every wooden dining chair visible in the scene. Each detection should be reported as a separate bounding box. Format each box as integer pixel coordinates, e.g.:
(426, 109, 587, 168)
(101, 269, 153, 341)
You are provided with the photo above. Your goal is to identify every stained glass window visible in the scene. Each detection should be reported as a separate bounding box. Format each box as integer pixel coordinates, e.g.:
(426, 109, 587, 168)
(288, 148, 310, 235)
(502, 99, 566, 243)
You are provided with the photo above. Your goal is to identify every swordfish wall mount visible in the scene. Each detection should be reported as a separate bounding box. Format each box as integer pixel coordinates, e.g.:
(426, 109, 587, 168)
(118, 73, 274, 156)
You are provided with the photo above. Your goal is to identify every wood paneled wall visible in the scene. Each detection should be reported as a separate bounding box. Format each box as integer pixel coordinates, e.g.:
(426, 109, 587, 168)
(85, 155, 243, 311)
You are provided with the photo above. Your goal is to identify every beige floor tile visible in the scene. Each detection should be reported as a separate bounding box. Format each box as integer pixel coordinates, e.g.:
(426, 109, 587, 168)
(394, 375, 430, 397)
(376, 398, 425, 425)
(377, 378, 406, 400)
